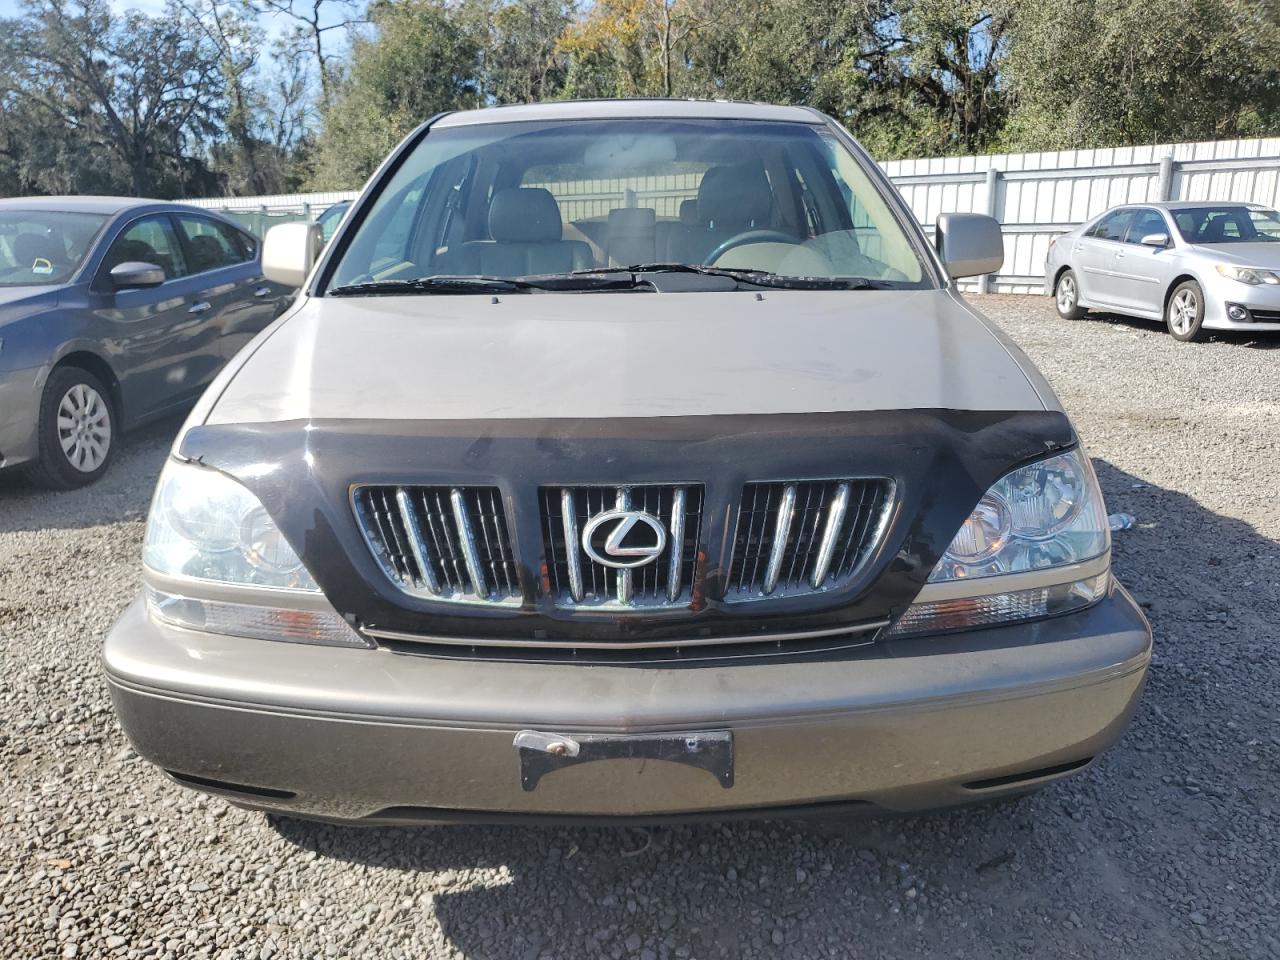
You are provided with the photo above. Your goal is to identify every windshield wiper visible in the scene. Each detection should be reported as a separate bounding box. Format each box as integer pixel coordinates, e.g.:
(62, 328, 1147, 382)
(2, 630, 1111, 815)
(328, 273, 643, 296)
(578, 263, 876, 290)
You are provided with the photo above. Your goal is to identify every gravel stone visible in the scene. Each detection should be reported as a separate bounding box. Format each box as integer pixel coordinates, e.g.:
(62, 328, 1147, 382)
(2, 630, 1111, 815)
(1, 296, 1277, 957)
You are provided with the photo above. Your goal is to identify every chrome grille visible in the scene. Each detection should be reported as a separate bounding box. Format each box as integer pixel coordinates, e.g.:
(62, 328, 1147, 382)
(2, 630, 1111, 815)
(541, 485, 703, 608)
(353, 485, 520, 605)
(727, 479, 892, 600)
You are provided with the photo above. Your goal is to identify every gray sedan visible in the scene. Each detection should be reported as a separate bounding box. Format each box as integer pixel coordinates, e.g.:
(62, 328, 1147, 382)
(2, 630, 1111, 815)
(1044, 201, 1280, 341)
(0, 197, 292, 488)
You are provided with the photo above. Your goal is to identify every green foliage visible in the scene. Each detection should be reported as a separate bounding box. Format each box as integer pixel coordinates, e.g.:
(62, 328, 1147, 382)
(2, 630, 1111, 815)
(1002, 0, 1280, 150)
(2, 0, 1280, 198)
(309, 0, 483, 188)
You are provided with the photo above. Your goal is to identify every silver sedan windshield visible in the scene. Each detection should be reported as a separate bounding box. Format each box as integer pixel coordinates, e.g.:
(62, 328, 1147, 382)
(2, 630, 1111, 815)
(1171, 206, 1280, 244)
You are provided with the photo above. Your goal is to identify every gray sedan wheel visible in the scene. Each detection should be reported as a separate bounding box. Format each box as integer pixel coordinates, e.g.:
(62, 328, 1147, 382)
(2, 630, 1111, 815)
(1054, 270, 1087, 320)
(28, 366, 117, 489)
(1166, 280, 1206, 342)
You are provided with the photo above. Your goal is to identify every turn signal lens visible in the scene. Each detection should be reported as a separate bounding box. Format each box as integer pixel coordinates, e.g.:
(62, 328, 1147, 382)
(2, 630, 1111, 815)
(884, 573, 1109, 639)
(146, 587, 371, 648)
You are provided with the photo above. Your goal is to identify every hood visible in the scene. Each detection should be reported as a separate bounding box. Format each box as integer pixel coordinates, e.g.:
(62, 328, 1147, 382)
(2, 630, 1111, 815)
(1190, 241, 1280, 266)
(0, 285, 59, 318)
(205, 288, 1048, 425)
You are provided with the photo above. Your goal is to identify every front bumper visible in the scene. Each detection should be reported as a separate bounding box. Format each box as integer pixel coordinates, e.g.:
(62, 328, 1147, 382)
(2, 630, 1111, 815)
(103, 583, 1151, 823)
(1200, 274, 1280, 331)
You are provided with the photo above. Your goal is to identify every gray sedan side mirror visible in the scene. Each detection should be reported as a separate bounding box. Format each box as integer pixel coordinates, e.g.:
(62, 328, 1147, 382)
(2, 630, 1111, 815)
(110, 261, 166, 289)
(1140, 233, 1170, 248)
(935, 213, 1004, 278)
(262, 222, 323, 288)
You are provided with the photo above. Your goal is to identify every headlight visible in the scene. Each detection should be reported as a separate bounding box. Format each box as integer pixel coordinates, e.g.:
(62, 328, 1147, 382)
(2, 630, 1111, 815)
(1215, 264, 1280, 285)
(143, 460, 369, 647)
(144, 459, 318, 591)
(886, 448, 1110, 638)
(931, 448, 1108, 582)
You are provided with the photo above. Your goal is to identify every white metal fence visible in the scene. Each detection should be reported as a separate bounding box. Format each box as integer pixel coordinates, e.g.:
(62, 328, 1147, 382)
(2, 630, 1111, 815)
(183, 191, 358, 236)
(185, 135, 1280, 293)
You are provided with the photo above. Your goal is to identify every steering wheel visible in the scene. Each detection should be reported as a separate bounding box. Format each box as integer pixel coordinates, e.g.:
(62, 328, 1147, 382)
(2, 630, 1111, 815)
(703, 229, 797, 265)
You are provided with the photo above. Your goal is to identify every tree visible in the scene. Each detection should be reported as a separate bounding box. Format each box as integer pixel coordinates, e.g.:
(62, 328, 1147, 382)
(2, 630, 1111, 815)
(1002, 0, 1280, 150)
(466, 0, 574, 104)
(309, 0, 483, 189)
(558, 0, 720, 98)
(2, 0, 227, 196)
(243, 0, 366, 108)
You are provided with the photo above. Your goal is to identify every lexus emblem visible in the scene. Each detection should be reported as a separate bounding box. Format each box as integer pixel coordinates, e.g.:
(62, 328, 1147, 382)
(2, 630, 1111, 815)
(581, 509, 668, 568)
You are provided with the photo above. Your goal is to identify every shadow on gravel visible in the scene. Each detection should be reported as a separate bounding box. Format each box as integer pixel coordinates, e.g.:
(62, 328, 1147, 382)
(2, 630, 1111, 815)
(258, 459, 1278, 957)
(1074, 309, 1280, 349)
(0, 413, 181, 534)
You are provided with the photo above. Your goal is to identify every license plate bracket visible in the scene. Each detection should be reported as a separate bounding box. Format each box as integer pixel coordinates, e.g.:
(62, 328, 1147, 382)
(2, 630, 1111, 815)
(513, 729, 734, 792)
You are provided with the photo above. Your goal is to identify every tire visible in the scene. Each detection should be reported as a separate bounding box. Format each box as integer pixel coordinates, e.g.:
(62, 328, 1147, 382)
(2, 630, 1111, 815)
(1054, 269, 1087, 320)
(27, 366, 117, 490)
(1166, 280, 1207, 342)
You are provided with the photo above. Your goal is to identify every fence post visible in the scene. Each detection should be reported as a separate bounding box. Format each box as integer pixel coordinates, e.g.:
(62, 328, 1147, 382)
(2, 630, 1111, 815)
(302, 202, 311, 223)
(1157, 155, 1175, 201)
(980, 167, 1000, 295)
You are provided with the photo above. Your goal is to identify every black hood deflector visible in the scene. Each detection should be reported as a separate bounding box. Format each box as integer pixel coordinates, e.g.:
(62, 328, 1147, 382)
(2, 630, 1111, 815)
(179, 410, 1075, 645)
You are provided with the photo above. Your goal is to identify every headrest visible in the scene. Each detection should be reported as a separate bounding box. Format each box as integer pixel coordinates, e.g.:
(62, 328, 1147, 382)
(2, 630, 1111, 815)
(608, 207, 656, 232)
(14, 233, 64, 268)
(678, 198, 699, 226)
(489, 188, 563, 243)
(697, 164, 772, 230)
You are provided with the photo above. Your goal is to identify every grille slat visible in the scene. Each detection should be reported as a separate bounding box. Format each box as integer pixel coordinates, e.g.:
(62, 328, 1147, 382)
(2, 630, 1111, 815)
(727, 478, 892, 600)
(354, 485, 520, 605)
(540, 484, 703, 609)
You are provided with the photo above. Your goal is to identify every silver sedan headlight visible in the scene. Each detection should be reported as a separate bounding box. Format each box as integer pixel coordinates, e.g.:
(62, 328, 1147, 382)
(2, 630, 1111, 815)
(143, 459, 368, 647)
(887, 448, 1111, 637)
(1215, 264, 1280, 285)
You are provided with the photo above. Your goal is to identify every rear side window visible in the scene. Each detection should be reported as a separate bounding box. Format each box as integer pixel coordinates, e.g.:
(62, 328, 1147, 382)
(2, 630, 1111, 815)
(103, 216, 188, 280)
(1087, 211, 1131, 242)
(176, 216, 249, 272)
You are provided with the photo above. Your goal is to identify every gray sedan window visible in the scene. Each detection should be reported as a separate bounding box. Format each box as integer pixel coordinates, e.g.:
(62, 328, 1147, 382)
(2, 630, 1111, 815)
(103, 217, 188, 280)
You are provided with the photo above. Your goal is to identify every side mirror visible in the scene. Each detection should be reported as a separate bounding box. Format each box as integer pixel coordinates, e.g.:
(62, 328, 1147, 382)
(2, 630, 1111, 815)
(1140, 233, 1170, 248)
(109, 261, 165, 289)
(262, 222, 323, 288)
(935, 212, 1004, 279)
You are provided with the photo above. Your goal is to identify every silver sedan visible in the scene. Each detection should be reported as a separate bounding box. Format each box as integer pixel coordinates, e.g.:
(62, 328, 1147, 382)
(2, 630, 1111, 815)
(1044, 201, 1280, 341)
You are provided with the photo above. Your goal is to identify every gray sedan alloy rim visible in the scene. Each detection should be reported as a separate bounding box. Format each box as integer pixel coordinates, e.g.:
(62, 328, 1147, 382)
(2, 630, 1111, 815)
(1169, 289, 1199, 335)
(57, 383, 112, 472)
(1056, 275, 1077, 313)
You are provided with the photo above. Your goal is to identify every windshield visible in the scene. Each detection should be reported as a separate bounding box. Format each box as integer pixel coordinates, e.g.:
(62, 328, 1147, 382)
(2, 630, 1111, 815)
(326, 118, 929, 293)
(1172, 206, 1280, 245)
(0, 211, 108, 287)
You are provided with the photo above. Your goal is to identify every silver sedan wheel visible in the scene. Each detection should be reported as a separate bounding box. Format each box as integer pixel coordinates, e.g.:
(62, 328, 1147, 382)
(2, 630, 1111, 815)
(56, 383, 112, 472)
(1056, 274, 1077, 314)
(1168, 288, 1199, 336)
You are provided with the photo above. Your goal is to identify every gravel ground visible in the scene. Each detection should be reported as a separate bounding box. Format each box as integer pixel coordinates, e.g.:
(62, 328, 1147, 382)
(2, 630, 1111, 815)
(2, 295, 1278, 959)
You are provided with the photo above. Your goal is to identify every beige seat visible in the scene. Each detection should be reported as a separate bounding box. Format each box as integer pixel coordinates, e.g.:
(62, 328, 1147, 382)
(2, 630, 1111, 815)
(606, 207, 656, 266)
(449, 188, 592, 276)
(666, 164, 777, 264)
